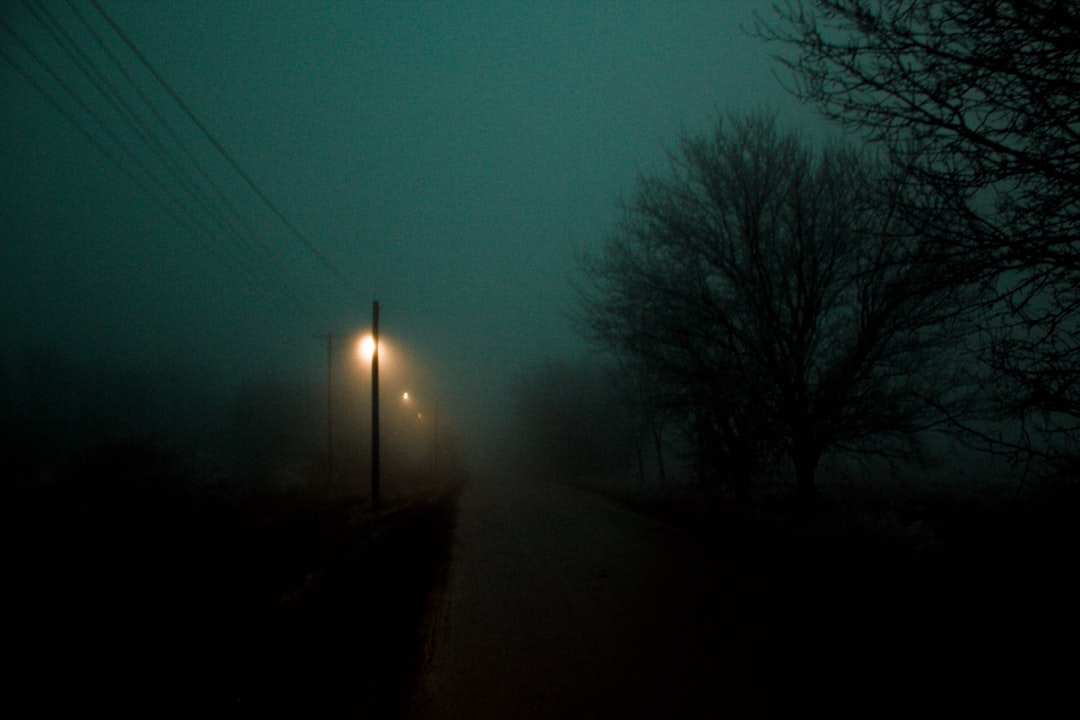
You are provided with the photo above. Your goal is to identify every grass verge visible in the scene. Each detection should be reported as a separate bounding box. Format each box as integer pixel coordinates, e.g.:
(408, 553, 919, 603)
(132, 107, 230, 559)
(8, 470, 462, 715)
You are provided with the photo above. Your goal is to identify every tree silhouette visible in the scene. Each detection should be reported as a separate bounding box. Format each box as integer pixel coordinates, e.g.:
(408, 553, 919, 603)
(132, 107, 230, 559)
(761, 0, 1080, 465)
(508, 359, 635, 483)
(579, 112, 965, 497)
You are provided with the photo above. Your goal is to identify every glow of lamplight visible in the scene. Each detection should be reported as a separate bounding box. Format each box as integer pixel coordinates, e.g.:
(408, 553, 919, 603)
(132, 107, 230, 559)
(359, 335, 376, 361)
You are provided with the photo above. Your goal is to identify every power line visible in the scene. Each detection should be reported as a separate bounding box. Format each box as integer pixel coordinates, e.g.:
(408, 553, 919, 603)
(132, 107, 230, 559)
(0, 32, 239, 278)
(27, 0, 302, 280)
(0, 14, 243, 275)
(60, 0, 271, 268)
(1, 2, 338, 320)
(19, 0, 256, 265)
(87, 0, 364, 299)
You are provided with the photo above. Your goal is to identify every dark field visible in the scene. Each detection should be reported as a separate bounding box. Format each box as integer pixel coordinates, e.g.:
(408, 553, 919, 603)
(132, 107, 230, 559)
(7, 452, 461, 716)
(614, 483, 1080, 714)
(8, 448, 1078, 716)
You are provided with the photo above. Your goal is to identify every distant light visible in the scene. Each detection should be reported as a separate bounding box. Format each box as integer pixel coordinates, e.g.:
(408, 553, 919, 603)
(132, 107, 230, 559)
(403, 391, 410, 400)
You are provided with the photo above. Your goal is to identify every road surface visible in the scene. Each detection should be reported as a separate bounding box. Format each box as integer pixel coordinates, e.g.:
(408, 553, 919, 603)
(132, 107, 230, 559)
(407, 471, 1080, 717)
(408, 474, 727, 718)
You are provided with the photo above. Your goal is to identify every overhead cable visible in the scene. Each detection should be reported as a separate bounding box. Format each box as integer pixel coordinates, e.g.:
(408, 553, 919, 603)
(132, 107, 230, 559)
(88, 0, 364, 298)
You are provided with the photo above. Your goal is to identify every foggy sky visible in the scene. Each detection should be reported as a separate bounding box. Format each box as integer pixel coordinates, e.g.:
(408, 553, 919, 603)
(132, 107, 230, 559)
(1, 1, 824, 457)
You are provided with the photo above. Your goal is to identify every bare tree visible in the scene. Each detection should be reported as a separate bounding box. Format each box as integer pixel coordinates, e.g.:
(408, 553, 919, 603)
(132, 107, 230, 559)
(759, 0, 1080, 465)
(579, 112, 965, 498)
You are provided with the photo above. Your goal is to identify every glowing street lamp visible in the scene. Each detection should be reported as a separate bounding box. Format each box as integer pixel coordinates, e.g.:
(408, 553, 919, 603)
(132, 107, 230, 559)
(401, 390, 424, 420)
(369, 303, 380, 511)
(359, 334, 377, 362)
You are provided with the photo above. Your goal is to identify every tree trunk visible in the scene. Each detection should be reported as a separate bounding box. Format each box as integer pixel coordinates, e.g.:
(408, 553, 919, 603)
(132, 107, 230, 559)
(792, 447, 819, 502)
(650, 416, 667, 497)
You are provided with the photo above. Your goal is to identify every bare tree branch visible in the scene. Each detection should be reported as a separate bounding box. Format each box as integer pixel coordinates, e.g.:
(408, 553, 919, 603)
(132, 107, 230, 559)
(758, 0, 1080, 469)
(578, 111, 968, 497)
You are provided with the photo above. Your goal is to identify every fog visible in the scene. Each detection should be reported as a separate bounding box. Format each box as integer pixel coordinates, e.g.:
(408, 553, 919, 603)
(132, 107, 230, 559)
(1, 1, 822, 487)
(7, 3, 1077, 714)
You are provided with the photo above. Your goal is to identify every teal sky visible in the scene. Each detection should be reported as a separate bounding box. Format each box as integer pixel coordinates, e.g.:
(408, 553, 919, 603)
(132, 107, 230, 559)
(1, 1, 825, 451)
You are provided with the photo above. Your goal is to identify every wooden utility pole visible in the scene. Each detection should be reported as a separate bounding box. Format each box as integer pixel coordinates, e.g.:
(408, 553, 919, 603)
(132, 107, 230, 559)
(371, 301, 380, 512)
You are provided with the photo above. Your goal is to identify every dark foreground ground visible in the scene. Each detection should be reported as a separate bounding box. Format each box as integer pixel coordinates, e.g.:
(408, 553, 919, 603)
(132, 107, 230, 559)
(410, 472, 1080, 717)
(8, 455, 1080, 716)
(607, 481, 1080, 713)
(8, 464, 461, 716)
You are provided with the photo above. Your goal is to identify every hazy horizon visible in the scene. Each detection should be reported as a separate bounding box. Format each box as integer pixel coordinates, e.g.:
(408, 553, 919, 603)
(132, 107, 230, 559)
(1, 1, 828, 470)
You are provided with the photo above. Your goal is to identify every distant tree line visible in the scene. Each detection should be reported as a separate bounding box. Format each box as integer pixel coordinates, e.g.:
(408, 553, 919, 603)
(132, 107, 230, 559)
(571, 0, 1079, 498)
(2, 344, 466, 503)
(506, 359, 636, 483)
(0, 346, 323, 494)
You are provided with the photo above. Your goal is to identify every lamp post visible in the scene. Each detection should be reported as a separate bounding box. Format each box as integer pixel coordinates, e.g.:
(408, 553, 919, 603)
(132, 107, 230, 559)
(370, 301, 380, 512)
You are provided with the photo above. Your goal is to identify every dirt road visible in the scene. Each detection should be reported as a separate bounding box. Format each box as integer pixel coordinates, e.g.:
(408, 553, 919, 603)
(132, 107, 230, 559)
(408, 473, 1080, 717)
(409, 475, 725, 718)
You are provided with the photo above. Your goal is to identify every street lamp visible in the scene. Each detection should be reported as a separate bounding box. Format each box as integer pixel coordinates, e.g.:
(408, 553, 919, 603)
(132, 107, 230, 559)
(359, 334, 377, 362)
(401, 389, 423, 420)
(366, 302, 380, 512)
